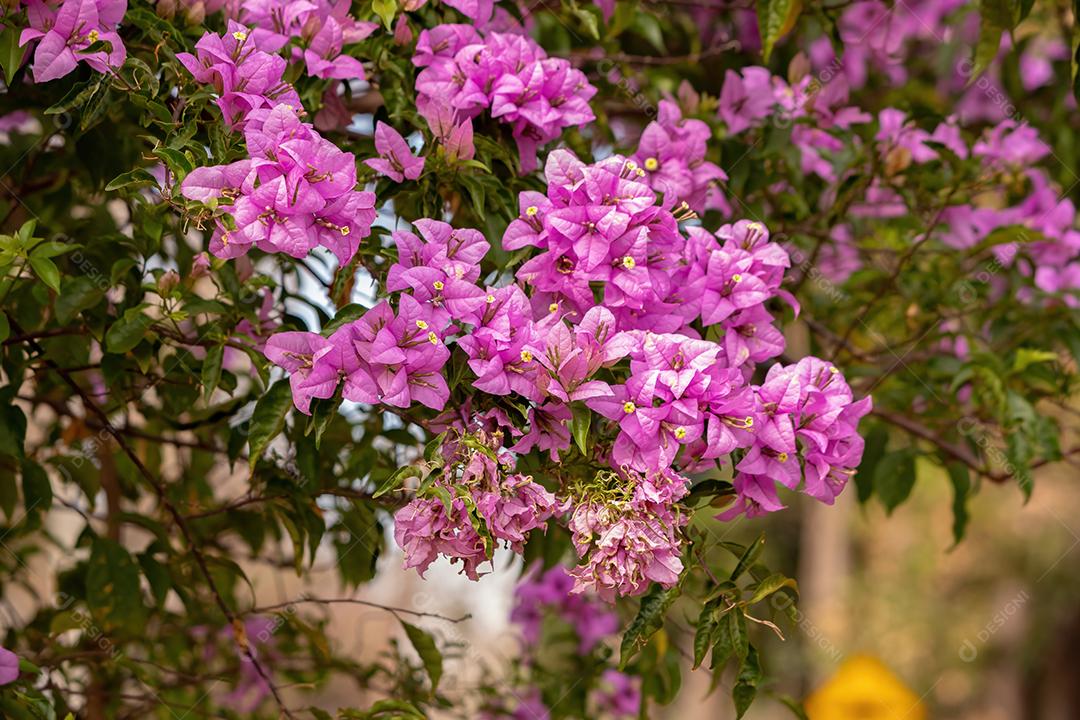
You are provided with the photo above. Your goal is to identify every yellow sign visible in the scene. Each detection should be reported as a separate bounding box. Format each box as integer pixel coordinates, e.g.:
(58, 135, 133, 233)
(805, 655, 927, 720)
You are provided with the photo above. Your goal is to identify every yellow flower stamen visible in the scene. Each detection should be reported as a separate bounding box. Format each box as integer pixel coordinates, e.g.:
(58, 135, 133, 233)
(415, 319, 428, 330)
(486, 294, 496, 303)
(525, 205, 539, 217)
(427, 331, 439, 345)
(548, 303, 558, 314)
(732, 273, 743, 283)
(745, 416, 754, 427)
(621, 256, 636, 270)
(520, 350, 533, 363)
(674, 427, 687, 439)
(644, 157, 659, 171)
(87, 29, 99, 44)
(777, 452, 789, 463)
(232, 30, 248, 41)
(623, 401, 637, 414)
(433, 280, 444, 291)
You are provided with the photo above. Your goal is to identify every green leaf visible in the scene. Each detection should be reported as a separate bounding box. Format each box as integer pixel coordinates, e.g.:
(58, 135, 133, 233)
(372, 0, 397, 29)
(1006, 432, 1033, 499)
(730, 533, 765, 581)
(201, 344, 224, 400)
(30, 241, 79, 259)
(20, 460, 52, 521)
(711, 609, 748, 670)
(620, 581, 682, 668)
(0, 311, 8, 343)
(346, 699, 426, 719)
(946, 462, 971, 546)
(247, 379, 293, 468)
(28, 255, 60, 293)
(400, 620, 443, 693)
(0, 404, 26, 460)
(87, 537, 145, 631)
(374, 465, 422, 498)
(0, 27, 23, 84)
(152, 147, 194, 179)
(746, 573, 798, 606)
(855, 423, 888, 503)
(55, 276, 105, 325)
(0, 466, 17, 521)
(105, 307, 155, 353)
(572, 3, 600, 40)
(732, 644, 762, 718)
(45, 76, 101, 116)
(323, 303, 368, 334)
(693, 609, 718, 669)
(778, 696, 810, 720)
(105, 169, 159, 192)
(569, 403, 591, 455)
(1012, 348, 1059, 374)
(757, 0, 797, 62)
(873, 449, 917, 514)
(969, 13, 1005, 84)
(137, 552, 171, 606)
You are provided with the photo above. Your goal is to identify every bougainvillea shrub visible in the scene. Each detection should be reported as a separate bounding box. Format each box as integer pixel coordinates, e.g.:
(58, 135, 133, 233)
(0, 0, 1077, 716)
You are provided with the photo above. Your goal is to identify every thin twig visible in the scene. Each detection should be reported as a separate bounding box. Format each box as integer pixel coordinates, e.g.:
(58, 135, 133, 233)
(247, 596, 471, 624)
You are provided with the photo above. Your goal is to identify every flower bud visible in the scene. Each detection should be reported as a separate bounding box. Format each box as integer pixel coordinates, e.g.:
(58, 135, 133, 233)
(788, 52, 810, 85)
(884, 146, 912, 176)
(185, 0, 205, 26)
(190, 252, 211, 279)
(157, 269, 180, 294)
(393, 16, 412, 46)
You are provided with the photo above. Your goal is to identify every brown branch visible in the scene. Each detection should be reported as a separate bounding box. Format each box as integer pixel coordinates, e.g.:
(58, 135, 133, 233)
(873, 409, 1080, 483)
(870, 407, 994, 479)
(247, 596, 471, 624)
(574, 43, 739, 67)
(2, 328, 83, 345)
(184, 487, 389, 521)
(831, 188, 959, 362)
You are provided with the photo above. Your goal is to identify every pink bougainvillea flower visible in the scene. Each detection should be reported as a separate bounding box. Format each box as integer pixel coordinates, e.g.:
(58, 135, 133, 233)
(22, 0, 127, 82)
(365, 122, 425, 182)
(0, 646, 18, 686)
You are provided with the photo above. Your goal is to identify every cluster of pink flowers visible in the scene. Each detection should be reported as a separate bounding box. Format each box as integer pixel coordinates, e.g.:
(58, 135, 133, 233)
(630, 100, 728, 214)
(567, 468, 689, 601)
(721, 357, 872, 517)
(511, 564, 619, 653)
(413, 26, 596, 172)
(178, 25, 377, 264)
(394, 431, 562, 579)
(256, 147, 870, 598)
(264, 294, 451, 413)
(236, 0, 374, 81)
(180, 103, 377, 263)
(715, 50, 1080, 301)
(875, 112, 1080, 305)
(507, 150, 695, 330)
(498, 565, 639, 718)
(178, 21, 303, 129)
(588, 333, 755, 473)
(19, 0, 127, 82)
